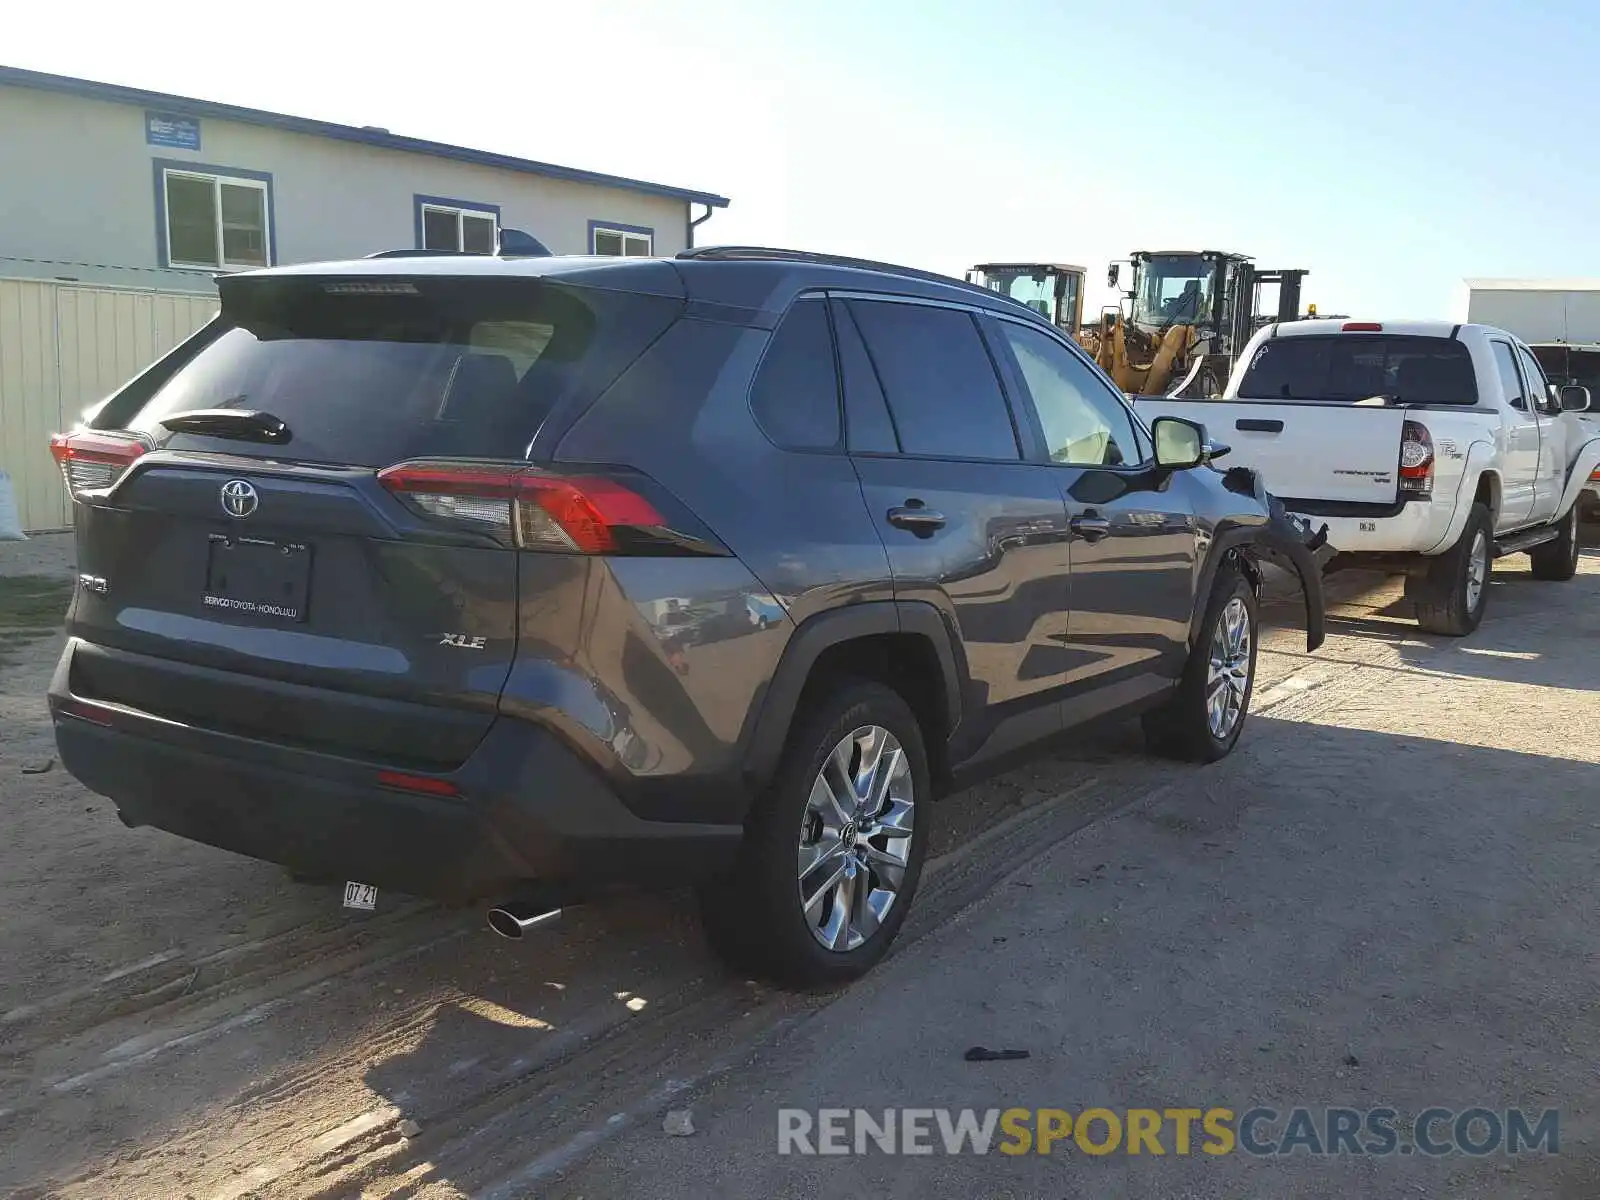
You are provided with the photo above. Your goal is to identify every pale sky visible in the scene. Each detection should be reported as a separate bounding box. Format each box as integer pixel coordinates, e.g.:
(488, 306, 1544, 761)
(7, 0, 1597, 318)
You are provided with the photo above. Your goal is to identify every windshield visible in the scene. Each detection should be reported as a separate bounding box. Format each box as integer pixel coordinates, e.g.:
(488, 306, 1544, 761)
(1132, 255, 1214, 328)
(1237, 334, 1479, 404)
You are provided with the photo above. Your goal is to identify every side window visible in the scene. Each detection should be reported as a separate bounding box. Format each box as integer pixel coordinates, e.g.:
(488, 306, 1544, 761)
(748, 298, 842, 451)
(847, 300, 1019, 460)
(832, 300, 899, 453)
(996, 321, 1142, 466)
(1491, 342, 1528, 410)
(1517, 346, 1558, 415)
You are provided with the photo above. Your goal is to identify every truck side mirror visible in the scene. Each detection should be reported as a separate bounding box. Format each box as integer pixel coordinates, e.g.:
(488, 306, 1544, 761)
(1559, 385, 1591, 413)
(1107, 263, 1120, 290)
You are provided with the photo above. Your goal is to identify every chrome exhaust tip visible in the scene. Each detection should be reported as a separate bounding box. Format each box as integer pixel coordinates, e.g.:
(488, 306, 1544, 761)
(486, 900, 563, 939)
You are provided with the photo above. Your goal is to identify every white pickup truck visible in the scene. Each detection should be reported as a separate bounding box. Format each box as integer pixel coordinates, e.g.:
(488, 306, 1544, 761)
(1134, 319, 1600, 635)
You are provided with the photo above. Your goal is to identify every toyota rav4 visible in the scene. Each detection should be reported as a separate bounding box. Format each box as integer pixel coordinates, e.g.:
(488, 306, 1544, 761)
(48, 245, 1325, 987)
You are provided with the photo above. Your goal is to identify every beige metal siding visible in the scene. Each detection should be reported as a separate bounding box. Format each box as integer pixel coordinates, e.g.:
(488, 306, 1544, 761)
(0, 279, 215, 530)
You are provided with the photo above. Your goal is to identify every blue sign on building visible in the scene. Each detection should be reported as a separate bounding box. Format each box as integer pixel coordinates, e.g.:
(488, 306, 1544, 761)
(146, 111, 201, 151)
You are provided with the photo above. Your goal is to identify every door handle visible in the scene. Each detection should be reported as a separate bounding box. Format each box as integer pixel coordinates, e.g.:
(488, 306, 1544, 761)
(1236, 418, 1284, 433)
(1070, 515, 1112, 542)
(887, 505, 946, 535)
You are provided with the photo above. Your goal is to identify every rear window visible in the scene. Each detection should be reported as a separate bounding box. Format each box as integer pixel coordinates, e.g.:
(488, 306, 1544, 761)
(110, 275, 680, 466)
(1237, 335, 1478, 405)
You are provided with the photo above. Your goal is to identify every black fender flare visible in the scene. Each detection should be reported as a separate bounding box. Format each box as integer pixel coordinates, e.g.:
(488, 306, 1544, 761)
(739, 600, 966, 791)
(1193, 512, 1327, 654)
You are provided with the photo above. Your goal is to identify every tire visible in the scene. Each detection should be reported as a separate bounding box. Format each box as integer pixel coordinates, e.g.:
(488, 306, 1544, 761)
(1142, 561, 1258, 763)
(1412, 503, 1492, 636)
(1529, 504, 1581, 581)
(698, 680, 931, 988)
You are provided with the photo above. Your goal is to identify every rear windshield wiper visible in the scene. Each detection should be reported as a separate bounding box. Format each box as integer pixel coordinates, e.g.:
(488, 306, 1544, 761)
(160, 409, 292, 444)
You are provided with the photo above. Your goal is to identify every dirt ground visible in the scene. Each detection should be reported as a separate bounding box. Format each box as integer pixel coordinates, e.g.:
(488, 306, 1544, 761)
(1, 531, 1595, 1198)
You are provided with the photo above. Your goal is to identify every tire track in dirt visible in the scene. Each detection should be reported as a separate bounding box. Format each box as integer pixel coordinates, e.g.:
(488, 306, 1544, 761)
(4, 566, 1403, 1199)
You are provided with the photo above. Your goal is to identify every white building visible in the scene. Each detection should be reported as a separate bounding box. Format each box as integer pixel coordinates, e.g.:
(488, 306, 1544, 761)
(0, 65, 729, 530)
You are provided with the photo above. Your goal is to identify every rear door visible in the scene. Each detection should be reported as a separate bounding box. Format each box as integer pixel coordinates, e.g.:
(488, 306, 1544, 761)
(61, 272, 681, 767)
(1488, 338, 1540, 528)
(837, 296, 1072, 763)
(988, 316, 1198, 695)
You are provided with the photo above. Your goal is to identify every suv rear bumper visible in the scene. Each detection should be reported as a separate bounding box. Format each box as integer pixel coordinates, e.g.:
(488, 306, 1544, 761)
(50, 641, 743, 906)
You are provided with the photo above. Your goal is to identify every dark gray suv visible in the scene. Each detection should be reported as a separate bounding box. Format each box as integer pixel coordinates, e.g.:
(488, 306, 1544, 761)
(48, 246, 1325, 987)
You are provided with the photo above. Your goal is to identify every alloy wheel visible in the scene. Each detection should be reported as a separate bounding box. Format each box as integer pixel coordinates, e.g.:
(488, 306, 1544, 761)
(1206, 596, 1253, 739)
(1465, 529, 1489, 611)
(797, 725, 915, 952)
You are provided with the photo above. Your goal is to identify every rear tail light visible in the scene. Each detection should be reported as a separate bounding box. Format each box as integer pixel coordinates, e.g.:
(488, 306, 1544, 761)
(54, 697, 114, 727)
(377, 460, 723, 556)
(49, 430, 149, 497)
(376, 770, 459, 797)
(1399, 420, 1434, 495)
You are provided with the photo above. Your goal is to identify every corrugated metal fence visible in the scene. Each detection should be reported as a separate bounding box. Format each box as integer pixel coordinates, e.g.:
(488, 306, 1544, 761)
(0, 278, 216, 531)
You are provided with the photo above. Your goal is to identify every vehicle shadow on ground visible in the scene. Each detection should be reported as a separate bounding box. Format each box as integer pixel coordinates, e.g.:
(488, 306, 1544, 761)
(525, 716, 1600, 1200)
(12, 704, 1600, 1199)
(1305, 558, 1600, 690)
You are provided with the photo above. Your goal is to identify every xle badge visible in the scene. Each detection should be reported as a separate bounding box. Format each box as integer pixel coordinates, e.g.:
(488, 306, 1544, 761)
(440, 633, 487, 650)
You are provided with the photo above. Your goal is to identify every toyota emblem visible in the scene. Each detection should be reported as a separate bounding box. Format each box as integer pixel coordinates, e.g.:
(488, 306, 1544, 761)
(220, 479, 259, 519)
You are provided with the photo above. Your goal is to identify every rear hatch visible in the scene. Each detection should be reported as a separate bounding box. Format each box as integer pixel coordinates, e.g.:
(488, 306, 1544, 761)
(56, 268, 682, 767)
(1135, 332, 1477, 506)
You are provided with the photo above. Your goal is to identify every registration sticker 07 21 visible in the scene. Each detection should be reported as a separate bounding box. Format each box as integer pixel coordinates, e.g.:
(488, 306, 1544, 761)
(343, 882, 377, 911)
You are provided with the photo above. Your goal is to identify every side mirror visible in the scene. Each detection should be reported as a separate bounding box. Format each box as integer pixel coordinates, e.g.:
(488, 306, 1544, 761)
(1559, 384, 1591, 413)
(1107, 263, 1121, 290)
(1152, 416, 1207, 469)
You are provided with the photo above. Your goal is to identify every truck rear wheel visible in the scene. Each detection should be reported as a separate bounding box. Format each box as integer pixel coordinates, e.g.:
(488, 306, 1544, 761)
(1412, 503, 1492, 636)
(1529, 505, 1581, 581)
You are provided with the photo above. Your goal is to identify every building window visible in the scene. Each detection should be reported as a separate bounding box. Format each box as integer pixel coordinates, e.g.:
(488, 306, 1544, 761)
(159, 165, 272, 270)
(590, 222, 653, 257)
(415, 196, 499, 254)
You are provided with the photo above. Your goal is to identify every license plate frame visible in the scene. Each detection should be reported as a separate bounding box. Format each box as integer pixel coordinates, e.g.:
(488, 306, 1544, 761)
(203, 534, 312, 624)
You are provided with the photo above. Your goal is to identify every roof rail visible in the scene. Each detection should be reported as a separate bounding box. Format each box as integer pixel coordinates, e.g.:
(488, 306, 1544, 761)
(364, 248, 463, 259)
(676, 245, 981, 294)
(363, 229, 553, 261)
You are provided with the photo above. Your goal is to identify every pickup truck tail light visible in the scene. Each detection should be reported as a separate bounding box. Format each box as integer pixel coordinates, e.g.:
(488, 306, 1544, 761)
(1398, 421, 1434, 495)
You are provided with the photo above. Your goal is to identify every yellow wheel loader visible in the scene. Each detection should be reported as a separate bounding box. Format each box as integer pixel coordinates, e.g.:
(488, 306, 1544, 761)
(1087, 251, 1310, 397)
(970, 252, 1312, 398)
(965, 262, 1086, 336)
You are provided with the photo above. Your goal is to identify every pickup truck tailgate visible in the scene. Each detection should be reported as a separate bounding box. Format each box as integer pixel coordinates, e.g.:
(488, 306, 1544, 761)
(1132, 399, 1406, 506)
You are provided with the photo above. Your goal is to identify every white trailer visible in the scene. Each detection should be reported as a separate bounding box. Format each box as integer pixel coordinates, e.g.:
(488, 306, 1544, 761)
(1460, 278, 1600, 344)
